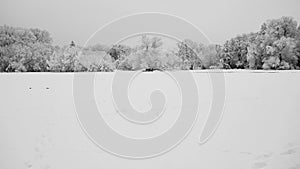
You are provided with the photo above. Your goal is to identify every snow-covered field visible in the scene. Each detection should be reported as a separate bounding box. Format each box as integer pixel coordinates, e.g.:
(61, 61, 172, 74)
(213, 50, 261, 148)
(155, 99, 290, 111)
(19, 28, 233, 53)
(0, 71, 300, 169)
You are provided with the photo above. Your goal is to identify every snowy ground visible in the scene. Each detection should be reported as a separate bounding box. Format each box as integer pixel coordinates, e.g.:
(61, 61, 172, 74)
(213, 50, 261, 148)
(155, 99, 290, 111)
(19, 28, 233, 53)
(0, 71, 300, 169)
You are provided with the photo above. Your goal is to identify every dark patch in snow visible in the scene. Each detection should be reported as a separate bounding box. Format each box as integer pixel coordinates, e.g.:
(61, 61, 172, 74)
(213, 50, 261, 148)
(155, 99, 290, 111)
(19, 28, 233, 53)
(252, 162, 267, 169)
(280, 148, 298, 155)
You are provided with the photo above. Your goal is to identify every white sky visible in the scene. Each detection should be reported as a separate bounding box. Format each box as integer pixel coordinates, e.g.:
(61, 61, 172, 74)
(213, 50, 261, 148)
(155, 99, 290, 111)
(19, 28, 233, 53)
(1, 0, 300, 46)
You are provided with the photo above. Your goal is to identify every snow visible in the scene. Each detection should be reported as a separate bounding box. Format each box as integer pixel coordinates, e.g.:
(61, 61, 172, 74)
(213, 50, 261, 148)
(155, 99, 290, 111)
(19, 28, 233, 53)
(0, 71, 300, 169)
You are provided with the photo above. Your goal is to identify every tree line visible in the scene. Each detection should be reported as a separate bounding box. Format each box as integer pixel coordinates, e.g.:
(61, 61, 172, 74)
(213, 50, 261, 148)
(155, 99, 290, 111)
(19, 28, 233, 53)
(1, 16, 300, 72)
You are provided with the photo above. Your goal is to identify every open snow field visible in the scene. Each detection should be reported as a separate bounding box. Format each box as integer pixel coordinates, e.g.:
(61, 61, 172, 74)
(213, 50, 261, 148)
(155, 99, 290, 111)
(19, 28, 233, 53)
(0, 71, 300, 169)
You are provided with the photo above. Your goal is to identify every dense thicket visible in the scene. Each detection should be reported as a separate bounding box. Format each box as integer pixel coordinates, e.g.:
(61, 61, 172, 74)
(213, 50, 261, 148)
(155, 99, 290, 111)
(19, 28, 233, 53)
(1, 16, 300, 72)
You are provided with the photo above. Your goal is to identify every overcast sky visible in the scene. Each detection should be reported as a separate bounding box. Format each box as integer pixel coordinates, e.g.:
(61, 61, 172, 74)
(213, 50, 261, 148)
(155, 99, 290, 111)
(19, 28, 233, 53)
(1, 0, 300, 46)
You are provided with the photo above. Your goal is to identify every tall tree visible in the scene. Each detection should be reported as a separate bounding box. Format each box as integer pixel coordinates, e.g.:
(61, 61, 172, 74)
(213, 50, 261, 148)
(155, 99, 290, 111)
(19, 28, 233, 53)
(176, 39, 203, 70)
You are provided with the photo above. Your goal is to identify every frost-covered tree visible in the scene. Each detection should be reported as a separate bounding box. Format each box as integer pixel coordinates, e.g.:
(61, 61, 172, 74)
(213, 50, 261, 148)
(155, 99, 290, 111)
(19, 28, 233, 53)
(260, 16, 298, 39)
(47, 44, 87, 72)
(0, 25, 54, 72)
(199, 44, 220, 69)
(176, 39, 203, 70)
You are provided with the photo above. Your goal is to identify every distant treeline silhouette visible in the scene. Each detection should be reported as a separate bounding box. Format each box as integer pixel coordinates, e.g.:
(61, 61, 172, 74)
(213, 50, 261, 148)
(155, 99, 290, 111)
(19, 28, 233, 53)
(1, 16, 300, 72)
